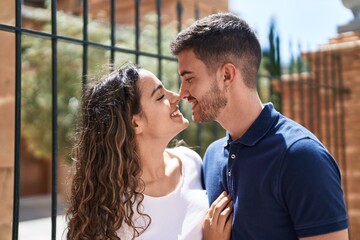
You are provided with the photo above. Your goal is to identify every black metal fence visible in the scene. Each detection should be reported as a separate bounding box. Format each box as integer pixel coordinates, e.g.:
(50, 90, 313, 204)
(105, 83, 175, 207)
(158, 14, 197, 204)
(0, 0, 224, 239)
(0, 0, 348, 239)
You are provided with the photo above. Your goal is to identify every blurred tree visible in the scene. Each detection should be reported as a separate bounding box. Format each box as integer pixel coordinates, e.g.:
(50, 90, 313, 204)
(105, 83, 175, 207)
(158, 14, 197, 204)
(260, 17, 282, 111)
(22, 11, 113, 161)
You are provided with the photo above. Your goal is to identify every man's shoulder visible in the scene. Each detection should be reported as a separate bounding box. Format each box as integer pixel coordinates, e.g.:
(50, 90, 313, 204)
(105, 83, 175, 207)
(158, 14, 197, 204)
(206, 136, 228, 151)
(275, 114, 320, 145)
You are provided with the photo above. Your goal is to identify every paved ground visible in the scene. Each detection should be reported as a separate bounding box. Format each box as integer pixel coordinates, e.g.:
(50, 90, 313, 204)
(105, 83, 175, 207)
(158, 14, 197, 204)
(19, 215, 67, 240)
(19, 195, 66, 221)
(18, 195, 67, 239)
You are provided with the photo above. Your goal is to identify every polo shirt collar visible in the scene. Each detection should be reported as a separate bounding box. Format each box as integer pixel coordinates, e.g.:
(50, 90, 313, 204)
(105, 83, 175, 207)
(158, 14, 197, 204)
(223, 102, 279, 147)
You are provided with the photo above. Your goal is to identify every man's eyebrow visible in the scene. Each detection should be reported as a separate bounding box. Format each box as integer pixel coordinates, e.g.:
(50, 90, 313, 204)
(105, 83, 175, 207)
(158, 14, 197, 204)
(180, 70, 193, 77)
(151, 84, 163, 97)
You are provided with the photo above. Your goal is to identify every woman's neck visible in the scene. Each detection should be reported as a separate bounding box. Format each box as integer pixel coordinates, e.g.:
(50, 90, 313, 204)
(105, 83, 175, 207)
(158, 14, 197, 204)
(137, 141, 182, 197)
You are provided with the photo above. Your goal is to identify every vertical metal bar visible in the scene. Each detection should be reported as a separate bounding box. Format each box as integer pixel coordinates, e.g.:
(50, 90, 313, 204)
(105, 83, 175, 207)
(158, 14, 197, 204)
(315, 52, 322, 140)
(194, 2, 201, 153)
(307, 52, 314, 133)
(276, 36, 282, 113)
(194, 2, 200, 20)
(12, 1, 22, 238)
(176, 0, 184, 140)
(51, 0, 58, 239)
(135, 0, 141, 64)
(323, 51, 331, 151)
(156, 0, 162, 78)
(82, 0, 89, 91)
(309, 53, 315, 132)
(110, 0, 116, 65)
(176, 1, 183, 33)
(176, 0, 183, 91)
(196, 123, 202, 154)
(288, 80, 295, 119)
(267, 78, 274, 106)
(330, 53, 339, 161)
(278, 77, 284, 114)
(297, 44, 305, 125)
(289, 42, 295, 120)
(336, 54, 348, 209)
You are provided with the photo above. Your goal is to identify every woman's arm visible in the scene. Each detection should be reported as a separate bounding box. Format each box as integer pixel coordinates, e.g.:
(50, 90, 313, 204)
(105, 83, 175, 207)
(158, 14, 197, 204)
(203, 192, 233, 240)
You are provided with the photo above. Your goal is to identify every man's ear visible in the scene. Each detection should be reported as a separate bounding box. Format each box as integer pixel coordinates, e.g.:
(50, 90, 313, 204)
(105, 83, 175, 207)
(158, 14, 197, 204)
(219, 63, 236, 88)
(132, 114, 143, 135)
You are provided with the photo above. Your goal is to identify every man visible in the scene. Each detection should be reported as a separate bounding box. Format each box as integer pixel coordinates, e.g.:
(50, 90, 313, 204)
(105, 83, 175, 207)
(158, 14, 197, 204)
(171, 12, 349, 239)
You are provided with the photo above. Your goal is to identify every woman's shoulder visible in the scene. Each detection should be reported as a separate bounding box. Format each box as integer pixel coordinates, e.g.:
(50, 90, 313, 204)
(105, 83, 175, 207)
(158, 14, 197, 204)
(167, 146, 204, 189)
(167, 146, 202, 166)
(169, 146, 201, 159)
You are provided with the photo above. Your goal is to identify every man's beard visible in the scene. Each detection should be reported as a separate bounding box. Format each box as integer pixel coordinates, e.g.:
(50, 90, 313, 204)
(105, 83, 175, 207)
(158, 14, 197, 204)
(194, 81, 227, 123)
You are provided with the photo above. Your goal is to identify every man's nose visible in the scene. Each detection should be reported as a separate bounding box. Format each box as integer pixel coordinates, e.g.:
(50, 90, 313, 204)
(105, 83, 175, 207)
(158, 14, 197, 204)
(179, 83, 188, 99)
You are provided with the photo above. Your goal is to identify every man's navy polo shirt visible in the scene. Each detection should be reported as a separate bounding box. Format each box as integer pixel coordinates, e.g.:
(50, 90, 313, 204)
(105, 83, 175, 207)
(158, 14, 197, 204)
(203, 103, 348, 239)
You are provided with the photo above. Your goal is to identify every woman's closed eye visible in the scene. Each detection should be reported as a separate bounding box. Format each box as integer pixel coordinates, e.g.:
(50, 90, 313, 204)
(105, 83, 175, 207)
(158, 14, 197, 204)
(157, 94, 165, 101)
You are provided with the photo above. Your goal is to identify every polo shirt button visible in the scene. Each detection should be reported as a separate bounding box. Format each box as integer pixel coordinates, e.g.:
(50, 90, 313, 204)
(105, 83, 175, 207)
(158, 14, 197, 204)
(231, 154, 236, 159)
(228, 171, 231, 177)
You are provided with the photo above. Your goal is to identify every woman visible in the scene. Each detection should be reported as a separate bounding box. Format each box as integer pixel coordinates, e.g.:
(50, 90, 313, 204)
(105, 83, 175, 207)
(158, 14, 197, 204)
(66, 65, 232, 240)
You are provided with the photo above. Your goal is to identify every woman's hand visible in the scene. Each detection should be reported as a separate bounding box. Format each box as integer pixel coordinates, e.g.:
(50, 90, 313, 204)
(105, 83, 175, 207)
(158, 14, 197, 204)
(203, 191, 233, 240)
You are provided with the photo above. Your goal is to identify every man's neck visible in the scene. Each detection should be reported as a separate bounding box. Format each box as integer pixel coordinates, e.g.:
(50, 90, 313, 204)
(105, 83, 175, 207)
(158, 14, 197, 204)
(217, 94, 263, 140)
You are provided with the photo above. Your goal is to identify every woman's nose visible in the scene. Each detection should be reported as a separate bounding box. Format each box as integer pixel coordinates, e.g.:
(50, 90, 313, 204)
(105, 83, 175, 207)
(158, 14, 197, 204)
(168, 91, 180, 104)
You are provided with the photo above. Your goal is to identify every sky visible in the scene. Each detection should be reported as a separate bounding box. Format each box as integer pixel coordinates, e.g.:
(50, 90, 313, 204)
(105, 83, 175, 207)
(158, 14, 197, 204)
(229, 0, 354, 64)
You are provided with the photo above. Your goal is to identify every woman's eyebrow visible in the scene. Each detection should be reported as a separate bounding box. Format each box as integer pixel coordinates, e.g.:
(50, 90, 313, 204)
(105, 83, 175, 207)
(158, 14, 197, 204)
(150, 84, 163, 97)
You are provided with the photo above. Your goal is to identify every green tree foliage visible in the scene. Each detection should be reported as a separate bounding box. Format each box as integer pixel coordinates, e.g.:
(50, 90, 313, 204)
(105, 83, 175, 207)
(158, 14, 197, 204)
(259, 18, 282, 111)
(22, 10, 112, 160)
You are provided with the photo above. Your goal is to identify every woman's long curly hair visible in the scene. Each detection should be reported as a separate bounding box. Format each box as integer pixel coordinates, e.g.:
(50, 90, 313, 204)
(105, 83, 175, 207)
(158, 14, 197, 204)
(66, 65, 149, 239)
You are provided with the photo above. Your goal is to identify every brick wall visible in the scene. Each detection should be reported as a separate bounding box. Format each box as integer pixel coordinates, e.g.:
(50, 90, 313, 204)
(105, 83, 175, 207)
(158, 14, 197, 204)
(336, 33, 360, 240)
(277, 32, 360, 239)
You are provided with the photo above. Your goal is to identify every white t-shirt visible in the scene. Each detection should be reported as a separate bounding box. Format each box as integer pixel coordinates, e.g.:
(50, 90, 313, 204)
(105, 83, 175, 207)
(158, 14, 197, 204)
(117, 146, 209, 240)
